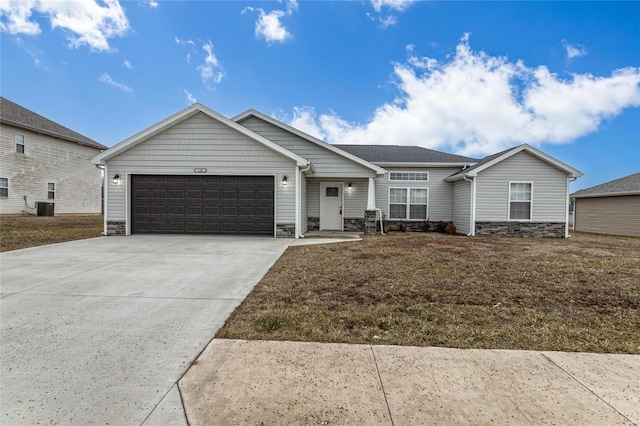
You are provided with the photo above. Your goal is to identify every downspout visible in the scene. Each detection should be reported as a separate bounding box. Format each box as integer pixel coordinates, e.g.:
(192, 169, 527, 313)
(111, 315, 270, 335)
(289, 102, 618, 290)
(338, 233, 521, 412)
(297, 163, 312, 238)
(463, 175, 475, 236)
(566, 176, 577, 238)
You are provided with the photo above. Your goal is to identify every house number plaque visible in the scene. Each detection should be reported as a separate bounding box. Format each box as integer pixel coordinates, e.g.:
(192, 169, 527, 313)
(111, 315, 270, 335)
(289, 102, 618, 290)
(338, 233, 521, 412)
(194, 168, 207, 173)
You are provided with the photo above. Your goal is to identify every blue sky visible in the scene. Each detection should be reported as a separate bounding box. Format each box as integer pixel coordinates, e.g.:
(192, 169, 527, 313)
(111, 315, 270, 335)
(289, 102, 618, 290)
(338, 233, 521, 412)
(1, 0, 638, 191)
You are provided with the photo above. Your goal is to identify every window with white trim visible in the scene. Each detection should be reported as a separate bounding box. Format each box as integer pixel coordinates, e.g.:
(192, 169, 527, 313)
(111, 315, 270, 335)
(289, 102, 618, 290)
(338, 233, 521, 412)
(509, 182, 532, 220)
(389, 171, 429, 181)
(389, 188, 428, 220)
(48, 182, 55, 200)
(0, 178, 7, 197)
(15, 134, 25, 154)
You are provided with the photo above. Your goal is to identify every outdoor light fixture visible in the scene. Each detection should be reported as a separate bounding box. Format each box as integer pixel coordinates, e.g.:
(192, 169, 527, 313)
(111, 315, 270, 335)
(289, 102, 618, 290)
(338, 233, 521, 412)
(113, 174, 120, 185)
(282, 175, 288, 186)
(348, 183, 352, 191)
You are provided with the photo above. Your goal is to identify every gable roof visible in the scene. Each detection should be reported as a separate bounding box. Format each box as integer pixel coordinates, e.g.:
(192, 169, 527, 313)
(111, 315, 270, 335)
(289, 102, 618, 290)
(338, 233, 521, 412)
(233, 109, 386, 175)
(336, 145, 477, 166)
(446, 144, 583, 182)
(91, 103, 309, 166)
(0, 97, 106, 150)
(571, 172, 640, 199)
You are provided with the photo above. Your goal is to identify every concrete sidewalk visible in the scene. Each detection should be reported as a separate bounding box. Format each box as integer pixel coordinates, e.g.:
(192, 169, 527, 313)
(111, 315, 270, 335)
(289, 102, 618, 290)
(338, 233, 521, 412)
(180, 339, 640, 425)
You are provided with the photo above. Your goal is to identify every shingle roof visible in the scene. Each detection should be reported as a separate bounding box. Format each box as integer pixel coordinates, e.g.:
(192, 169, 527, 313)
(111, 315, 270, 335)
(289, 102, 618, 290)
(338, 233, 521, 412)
(334, 145, 477, 164)
(571, 172, 640, 198)
(446, 145, 518, 179)
(0, 97, 106, 150)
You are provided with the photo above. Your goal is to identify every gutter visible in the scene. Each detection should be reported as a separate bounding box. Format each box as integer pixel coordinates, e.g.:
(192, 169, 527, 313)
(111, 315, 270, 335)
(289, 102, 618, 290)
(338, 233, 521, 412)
(297, 163, 312, 238)
(463, 174, 476, 236)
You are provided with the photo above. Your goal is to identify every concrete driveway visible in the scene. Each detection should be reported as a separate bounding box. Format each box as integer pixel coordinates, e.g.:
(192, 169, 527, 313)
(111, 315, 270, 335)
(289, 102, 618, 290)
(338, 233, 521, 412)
(0, 235, 291, 425)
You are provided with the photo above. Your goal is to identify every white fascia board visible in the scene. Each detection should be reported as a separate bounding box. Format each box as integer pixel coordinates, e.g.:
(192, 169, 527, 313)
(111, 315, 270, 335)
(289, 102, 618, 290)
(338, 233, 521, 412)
(375, 162, 476, 168)
(233, 109, 386, 175)
(91, 104, 309, 167)
(465, 144, 583, 178)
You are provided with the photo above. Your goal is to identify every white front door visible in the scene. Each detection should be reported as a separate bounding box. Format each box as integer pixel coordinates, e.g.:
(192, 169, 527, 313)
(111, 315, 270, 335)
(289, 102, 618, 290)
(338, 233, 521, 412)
(320, 182, 343, 230)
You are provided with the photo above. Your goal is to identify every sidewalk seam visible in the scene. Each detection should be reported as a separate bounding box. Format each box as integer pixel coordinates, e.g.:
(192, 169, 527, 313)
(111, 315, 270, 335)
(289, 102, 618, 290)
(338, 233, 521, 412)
(370, 345, 395, 426)
(540, 352, 636, 425)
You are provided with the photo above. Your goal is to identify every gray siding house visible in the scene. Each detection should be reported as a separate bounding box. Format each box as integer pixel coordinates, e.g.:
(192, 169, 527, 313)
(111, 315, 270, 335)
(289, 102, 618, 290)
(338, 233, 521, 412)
(0, 97, 106, 215)
(571, 173, 640, 237)
(92, 103, 582, 238)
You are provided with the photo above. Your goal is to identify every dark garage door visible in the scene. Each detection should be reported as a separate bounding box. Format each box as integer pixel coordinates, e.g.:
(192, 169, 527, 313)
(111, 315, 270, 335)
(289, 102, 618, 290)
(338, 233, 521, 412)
(131, 175, 274, 235)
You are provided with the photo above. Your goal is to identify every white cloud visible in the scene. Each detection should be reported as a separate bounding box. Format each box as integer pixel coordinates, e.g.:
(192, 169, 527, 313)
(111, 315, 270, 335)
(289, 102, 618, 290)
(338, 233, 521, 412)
(184, 89, 197, 104)
(0, 0, 129, 52)
(174, 36, 195, 46)
(563, 40, 587, 59)
(242, 0, 297, 44)
(288, 35, 640, 157)
(99, 73, 132, 92)
(197, 40, 224, 85)
(141, 0, 159, 8)
(123, 59, 132, 69)
(371, 0, 416, 12)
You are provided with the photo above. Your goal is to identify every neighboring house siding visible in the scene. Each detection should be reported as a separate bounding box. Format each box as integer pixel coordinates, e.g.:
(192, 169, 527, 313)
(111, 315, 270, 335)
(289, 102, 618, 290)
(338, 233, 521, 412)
(452, 180, 471, 235)
(238, 116, 376, 178)
(0, 123, 102, 214)
(105, 112, 296, 223)
(306, 177, 368, 218)
(475, 151, 567, 222)
(375, 167, 460, 221)
(574, 195, 640, 237)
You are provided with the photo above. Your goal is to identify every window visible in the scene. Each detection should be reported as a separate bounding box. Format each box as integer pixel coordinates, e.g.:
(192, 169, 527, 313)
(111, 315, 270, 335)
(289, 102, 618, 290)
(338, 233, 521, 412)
(15, 134, 25, 154)
(389, 171, 429, 182)
(325, 187, 339, 197)
(48, 183, 55, 200)
(509, 182, 532, 220)
(0, 178, 7, 197)
(389, 188, 428, 220)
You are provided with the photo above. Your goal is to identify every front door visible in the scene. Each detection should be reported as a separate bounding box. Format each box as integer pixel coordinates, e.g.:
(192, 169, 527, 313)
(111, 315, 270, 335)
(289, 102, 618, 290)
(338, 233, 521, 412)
(320, 182, 343, 230)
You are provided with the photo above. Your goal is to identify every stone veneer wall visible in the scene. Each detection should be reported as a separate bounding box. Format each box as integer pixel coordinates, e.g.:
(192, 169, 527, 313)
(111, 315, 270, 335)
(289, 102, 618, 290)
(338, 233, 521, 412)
(276, 223, 296, 238)
(343, 218, 364, 232)
(307, 217, 319, 231)
(385, 221, 430, 232)
(475, 222, 565, 238)
(106, 221, 126, 235)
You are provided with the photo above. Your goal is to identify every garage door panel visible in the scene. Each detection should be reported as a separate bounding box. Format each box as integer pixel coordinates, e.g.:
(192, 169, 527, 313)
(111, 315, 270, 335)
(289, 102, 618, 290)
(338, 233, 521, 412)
(131, 175, 274, 235)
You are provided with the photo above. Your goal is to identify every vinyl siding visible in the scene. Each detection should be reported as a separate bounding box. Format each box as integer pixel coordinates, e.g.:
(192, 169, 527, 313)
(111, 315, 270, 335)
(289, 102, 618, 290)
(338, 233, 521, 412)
(306, 178, 369, 218)
(375, 167, 460, 221)
(300, 173, 308, 233)
(475, 151, 568, 222)
(105, 112, 296, 223)
(452, 180, 471, 235)
(574, 195, 640, 237)
(0, 123, 102, 214)
(238, 116, 376, 178)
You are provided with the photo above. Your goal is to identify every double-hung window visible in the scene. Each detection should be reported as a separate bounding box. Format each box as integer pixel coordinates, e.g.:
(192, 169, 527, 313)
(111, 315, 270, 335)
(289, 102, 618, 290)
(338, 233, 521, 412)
(48, 183, 55, 200)
(389, 188, 428, 220)
(15, 134, 25, 154)
(509, 182, 532, 220)
(0, 178, 8, 197)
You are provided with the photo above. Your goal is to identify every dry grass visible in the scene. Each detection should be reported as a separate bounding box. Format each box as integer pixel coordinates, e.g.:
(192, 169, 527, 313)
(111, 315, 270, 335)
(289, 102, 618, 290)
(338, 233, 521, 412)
(218, 232, 640, 354)
(0, 214, 103, 252)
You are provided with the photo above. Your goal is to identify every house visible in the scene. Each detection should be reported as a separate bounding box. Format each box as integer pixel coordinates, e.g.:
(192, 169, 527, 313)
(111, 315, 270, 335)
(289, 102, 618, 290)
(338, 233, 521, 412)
(571, 173, 640, 237)
(91, 103, 582, 238)
(0, 97, 107, 215)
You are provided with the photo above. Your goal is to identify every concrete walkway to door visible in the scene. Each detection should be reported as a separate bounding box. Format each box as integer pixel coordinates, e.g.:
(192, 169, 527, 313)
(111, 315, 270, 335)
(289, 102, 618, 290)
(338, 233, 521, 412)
(0, 235, 291, 425)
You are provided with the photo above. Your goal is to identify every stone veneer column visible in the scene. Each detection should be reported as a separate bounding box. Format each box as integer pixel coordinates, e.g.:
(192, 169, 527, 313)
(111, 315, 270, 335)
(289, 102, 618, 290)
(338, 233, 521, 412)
(364, 210, 377, 234)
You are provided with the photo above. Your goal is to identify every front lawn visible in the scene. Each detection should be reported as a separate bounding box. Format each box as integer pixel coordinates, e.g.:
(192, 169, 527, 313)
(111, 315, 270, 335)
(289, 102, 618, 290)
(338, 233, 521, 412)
(217, 232, 640, 354)
(0, 214, 103, 252)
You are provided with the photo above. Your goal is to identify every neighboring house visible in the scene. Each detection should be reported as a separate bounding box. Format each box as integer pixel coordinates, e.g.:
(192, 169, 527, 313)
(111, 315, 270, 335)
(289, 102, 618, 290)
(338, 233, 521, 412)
(0, 97, 107, 215)
(91, 103, 582, 238)
(571, 173, 640, 237)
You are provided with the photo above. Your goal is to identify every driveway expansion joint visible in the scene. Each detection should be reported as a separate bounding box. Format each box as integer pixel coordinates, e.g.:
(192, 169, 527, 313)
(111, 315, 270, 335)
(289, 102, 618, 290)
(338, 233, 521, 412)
(370, 345, 395, 426)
